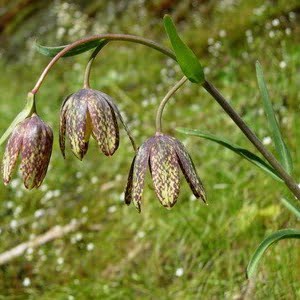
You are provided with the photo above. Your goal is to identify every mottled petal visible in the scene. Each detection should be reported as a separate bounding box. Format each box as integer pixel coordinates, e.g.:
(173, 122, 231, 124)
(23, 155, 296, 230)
(150, 135, 180, 208)
(130, 138, 153, 212)
(88, 91, 119, 156)
(20, 115, 53, 189)
(66, 91, 89, 160)
(124, 155, 136, 205)
(172, 137, 206, 202)
(59, 94, 73, 158)
(2, 124, 24, 185)
(104, 93, 136, 151)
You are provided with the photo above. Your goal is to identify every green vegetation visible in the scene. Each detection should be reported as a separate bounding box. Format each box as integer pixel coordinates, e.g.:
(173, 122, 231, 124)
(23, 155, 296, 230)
(0, 1, 299, 299)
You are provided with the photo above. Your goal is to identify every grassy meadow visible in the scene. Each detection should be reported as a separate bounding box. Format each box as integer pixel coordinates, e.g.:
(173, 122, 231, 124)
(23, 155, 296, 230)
(0, 1, 299, 299)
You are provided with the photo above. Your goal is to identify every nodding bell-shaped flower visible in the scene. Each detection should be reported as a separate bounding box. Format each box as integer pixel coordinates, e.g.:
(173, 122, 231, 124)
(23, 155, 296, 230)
(60, 88, 126, 160)
(125, 132, 206, 212)
(2, 113, 53, 189)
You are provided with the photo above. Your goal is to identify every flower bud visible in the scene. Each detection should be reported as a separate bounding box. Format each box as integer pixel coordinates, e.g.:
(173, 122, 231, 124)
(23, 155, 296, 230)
(2, 114, 53, 189)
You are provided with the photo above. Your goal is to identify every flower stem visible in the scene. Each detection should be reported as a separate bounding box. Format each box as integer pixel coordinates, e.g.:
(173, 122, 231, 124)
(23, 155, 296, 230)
(83, 41, 109, 88)
(31, 34, 176, 94)
(203, 80, 300, 201)
(156, 76, 188, 133)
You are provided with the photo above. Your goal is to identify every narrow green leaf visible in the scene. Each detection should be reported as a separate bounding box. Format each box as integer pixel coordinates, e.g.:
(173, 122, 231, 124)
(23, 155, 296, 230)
(163, 15, 204, 84)
(280, 197, 300, 219)
(256, 61, 293, 174)
(35, 39, 107, 57)
(0, 93, 35, 146)
(176, 128, 282, 182)
(246, 229, 300, 278)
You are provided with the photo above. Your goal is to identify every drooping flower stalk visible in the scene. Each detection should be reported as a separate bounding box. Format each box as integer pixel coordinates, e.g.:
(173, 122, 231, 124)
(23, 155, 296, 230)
(155, 76, 188, 133)
(27, 33, 300, 201)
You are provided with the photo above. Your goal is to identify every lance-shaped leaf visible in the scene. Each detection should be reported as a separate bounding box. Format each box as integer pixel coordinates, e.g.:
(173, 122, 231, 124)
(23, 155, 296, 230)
(280, 197, 300, 219)
(163, 15, 204, 84)
(256, 61, 293, 174)
(150, 136, 180, 208)
(176, 128, 282, 182)
(35, 39, 108, 57)
(0, 93, 35, 147)
(246, 229, 300, 279)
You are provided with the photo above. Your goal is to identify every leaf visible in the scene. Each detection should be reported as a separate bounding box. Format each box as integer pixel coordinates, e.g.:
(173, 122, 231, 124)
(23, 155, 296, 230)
(280, 197, 300, 219)
(176, 128, 282, 182)
(256, 61, 293, 174)
(246, 229, 300, 278)
(35, 39, 107, 57)
(163, 15, 204, 84)
(0, 93, 35, 146)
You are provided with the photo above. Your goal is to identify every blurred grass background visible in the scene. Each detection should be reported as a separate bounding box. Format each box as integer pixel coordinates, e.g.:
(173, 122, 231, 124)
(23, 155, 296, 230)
(0, 0, 300, 299)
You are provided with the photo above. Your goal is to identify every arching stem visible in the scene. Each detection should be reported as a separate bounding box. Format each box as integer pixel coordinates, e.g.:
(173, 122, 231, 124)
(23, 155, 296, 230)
(31, 34, 175, 94)
(156, 76, 188, 132)
(83, 41, 109, 88)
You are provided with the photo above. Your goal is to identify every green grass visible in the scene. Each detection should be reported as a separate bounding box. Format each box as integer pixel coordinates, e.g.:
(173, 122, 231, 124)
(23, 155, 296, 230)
(0, 1, 299, 299)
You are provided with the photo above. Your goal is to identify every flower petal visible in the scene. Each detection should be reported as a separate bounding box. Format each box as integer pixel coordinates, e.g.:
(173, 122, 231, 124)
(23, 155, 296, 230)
(20, 115, 53, 189)
(150, 135, 180, 208)
(66, 91, 89, 160)
(130, 138, 153, 212)
(124, 155, 136, 205)
(104, 93, 136, 151)
(172, 137, 206, 202)
(2, 124, 24, 185)
(88, 91, 119, 156)
(59, 94, 73, 158)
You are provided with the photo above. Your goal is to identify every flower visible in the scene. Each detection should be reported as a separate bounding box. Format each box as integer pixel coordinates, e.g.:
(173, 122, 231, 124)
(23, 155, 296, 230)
(2, 113, 53, 189)
(60, 88, 127, 159)
(125, 132, 206, 212)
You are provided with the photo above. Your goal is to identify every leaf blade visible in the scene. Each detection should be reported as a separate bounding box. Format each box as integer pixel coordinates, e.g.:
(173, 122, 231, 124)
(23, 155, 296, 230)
(176, 128, 282, 182)
(246, 229, 300, 278)
(256, 61, 293, 174)
(163, 15, 204, 84)
(280, 197, 300, 219)
(35, 39, 107, 57)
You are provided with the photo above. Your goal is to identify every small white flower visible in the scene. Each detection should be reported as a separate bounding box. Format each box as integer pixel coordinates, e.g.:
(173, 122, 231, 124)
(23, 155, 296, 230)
(22, 277, 31, 287)
(108, 205, 117, 213)
(57, 257, 64, 265)
(279, 61, 287, 69)
(285, 28, 291, 35)
(262, 136, 272, 145)
(34, 209, 45, 218)
(10, 220, 18, 229)
(137, 231, 145, 238)
(219, 30, 226, 37)
(91, 176, 98, 184)
(81, 206, 88, 214)
(86, 243, 95, 251)
(175, 267, 184, 277)
(272, 19, 280, 27)
(269, 31, 275, 38)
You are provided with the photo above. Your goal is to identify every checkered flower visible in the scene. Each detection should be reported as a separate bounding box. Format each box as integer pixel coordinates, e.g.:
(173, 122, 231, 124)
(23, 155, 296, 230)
(60, 88, 127, 159)
(125, 132, 206, 212)
(2, 113, 53, 189)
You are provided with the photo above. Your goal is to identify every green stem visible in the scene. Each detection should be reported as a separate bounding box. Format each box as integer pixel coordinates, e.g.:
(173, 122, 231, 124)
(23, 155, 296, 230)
(83, 41, 109, 88)
(203, 80, 300, 201)
(156, 76, 188, 132)
(31, 34, 176, 94)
